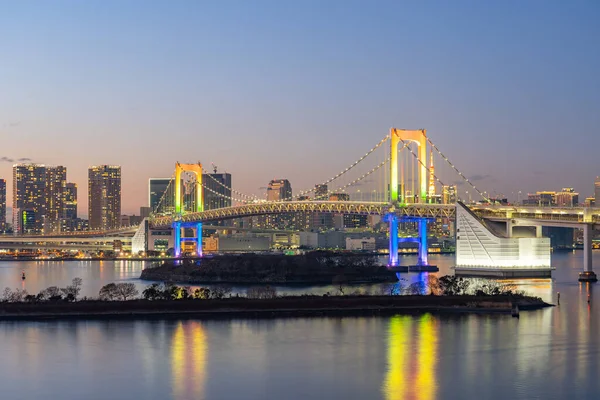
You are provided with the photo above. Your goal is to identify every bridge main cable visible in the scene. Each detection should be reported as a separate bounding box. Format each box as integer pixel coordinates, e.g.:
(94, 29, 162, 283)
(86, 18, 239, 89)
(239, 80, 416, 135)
(425, 137, 490, 202)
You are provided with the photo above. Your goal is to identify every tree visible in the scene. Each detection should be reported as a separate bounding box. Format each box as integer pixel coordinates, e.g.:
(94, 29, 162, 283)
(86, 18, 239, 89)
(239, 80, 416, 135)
(142, 283, 162, 300)
(1, 288, 28, 302)
(100, 283, 139, 301)
(247, 286, 277, 299)
(193, 288, 211, 300)
(41, 286, 63, 301)
(332, 274, 348, 296)
(406, 281, 427, 295)
(211, 284, 232, 299)
(115, 283, 139, 300)
(426, 275, 443, 296)
(61, 278, 83, 301)
(99, 283, 118, 300)
(438, 276, 471, 296)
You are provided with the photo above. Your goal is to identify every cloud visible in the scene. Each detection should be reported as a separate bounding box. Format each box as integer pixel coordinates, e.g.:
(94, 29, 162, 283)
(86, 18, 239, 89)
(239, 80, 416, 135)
(453, 174, 493, 186)
(1, 156, 34, 163)
(469, 174, 491, 181)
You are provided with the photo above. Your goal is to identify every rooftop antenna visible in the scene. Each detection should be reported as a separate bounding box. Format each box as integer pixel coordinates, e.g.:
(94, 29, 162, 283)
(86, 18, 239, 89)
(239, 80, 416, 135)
(211, 162, 217, 174)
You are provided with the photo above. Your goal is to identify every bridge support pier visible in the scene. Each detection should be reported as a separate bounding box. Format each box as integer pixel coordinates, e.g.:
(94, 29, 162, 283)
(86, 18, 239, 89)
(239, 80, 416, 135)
(173, 221, 182, 258)
(172, 221, 203, 259)
(409, 218, 438, 272)
(196, 222, 203, 258)
(387, 214, 399, 267)
(579, 224, 597, 282)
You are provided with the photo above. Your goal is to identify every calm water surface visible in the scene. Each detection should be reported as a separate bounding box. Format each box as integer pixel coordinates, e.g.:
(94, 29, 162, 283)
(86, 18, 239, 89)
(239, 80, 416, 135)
(1, 253, 599, 399)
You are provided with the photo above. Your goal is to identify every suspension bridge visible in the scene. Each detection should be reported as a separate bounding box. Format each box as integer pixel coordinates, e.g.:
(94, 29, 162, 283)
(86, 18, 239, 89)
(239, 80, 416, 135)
(2, 128, 597, 282)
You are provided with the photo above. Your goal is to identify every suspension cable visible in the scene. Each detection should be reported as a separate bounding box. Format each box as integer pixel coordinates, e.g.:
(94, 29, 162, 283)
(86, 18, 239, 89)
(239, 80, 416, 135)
(329, 158, 389, 196)
(425, 136, 490, 201)
(291, 134, 389, 198)
(152, 173, 176, 215)
(204, 173, 261, 200)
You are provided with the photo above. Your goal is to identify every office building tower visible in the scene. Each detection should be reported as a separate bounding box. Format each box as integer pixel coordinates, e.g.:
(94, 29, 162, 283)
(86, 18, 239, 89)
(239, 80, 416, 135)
(203, 173, 232, 210)
(0, 179, 5, 231)
(315, 184, 328, 200)
(13, 164, 47, 234)
(44, 166, 67, 232)
(267, 179, 292, 201)
(310, 184, 333, 230)
(140, 206, 152, 218)
(149, 178, 171, 212)
(329, 193, 350, 202)
(262, 179, 293, 229)
(595, 177, 600, 202)
(64, 183, 78, 219)
(556, 188, 579, 207)
(89, 165, 121, 230)
(442, 185, 457, 204)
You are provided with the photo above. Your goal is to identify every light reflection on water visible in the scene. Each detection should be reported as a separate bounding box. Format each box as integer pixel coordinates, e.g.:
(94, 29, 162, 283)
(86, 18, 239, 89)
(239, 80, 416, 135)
(0, 253, 599, 398)
(383, 315, 438, 400)
(171, 321, 207, 399)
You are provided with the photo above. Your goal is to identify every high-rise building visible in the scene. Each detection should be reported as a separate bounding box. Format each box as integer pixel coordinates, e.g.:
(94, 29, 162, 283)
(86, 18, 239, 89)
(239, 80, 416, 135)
(442, 185, 457, 204)
(523, 191, 556, 207)
(0, 179, 5, 231)
(329, 193, 350, 201)
(64, 183, 78, 220)
(89, 165, 121, 230)
(13, 164, 47, 234)
(203, 173, 232, 210)
(315, 184, 328, 200)
(149, 178, 171, 212)
(267, 179, 292, 202)
(311, 184, 333, 230)
(556, 188, 579, 207)
(44, 166, 67, 232)
(595, 177, 600, 202)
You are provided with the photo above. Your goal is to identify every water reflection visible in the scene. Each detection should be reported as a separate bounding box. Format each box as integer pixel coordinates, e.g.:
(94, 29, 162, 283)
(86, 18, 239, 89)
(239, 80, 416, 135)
(171, 321, 207, 399)
(383, 314, 438, 400)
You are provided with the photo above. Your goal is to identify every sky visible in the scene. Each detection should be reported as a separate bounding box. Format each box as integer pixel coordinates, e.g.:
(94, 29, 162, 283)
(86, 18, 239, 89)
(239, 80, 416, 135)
(1, 0, 599, 216)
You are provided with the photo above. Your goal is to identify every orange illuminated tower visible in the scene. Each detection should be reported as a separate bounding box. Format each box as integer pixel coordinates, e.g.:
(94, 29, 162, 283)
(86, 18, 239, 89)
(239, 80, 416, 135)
(428, 148, 435, 201)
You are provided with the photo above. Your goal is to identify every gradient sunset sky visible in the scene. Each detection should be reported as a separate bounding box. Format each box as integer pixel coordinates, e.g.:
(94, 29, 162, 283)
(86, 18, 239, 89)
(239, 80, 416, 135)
(1, 0, 599, 216)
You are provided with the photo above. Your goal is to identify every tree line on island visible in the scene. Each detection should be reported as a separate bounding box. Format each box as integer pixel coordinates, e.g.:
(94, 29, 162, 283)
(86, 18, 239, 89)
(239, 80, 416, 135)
(0, 275, 531, 304)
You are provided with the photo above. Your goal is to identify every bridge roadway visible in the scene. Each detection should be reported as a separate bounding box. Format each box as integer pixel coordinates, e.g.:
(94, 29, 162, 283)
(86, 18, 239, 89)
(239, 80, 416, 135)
(4, 202, 600, 244)
(150, 201, 457, 228)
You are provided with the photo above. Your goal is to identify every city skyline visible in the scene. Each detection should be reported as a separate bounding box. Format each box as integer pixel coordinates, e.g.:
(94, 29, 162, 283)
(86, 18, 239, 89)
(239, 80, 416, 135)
(1, 1, 599, 214)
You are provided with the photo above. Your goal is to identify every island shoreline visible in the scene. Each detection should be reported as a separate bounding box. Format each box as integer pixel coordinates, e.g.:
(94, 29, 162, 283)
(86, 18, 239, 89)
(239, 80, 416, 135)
(0, 295, 552, 321)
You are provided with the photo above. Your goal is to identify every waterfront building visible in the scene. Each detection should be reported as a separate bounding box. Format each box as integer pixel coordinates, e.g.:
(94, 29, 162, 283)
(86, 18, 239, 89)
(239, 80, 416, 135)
(585, 197, 595, 207)
(13, 164, 47, 234)
(203, 172, 232, 210)
(44, 166, 67, 233)
(149, 178, 171, 212)
(442, 185, 457, 204)
(523, 191, 556, 206)
(314, 184, 328, 200)
(140, 206, 152, 218)
(0, 179, 5, 231)
(89, 165, 121, 230)
(64, 183, 77, 219)
(267, 179, 292, 201)
(556, 188, 579, 207)
(311, 184, 333, 230)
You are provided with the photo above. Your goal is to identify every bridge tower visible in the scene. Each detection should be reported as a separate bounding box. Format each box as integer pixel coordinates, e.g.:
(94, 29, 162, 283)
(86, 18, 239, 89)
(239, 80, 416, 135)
(389, 128, 428, 204)
(173, 162, 204, 258)
(387, 129, 436, 271)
